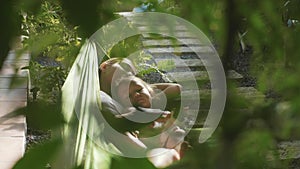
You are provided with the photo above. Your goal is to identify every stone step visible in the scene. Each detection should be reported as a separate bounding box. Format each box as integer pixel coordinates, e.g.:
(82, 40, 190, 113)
(117, 12, 185, 31)
(124, 16, 181, 28)
(5, 51, 30, 61)
(0, 137, 25, 168)
(179, 109, 208, 128)
(179, 87, 265, 101)
(185, 130, 300, 161)
(185, 133, 300, 161)
(0, 116, 26, 125)
(0, 123, 26, 137)
(117, 12, 182, 29)
(130, 21, 180, 27)
(0, 67, 29, 77)
(0, 77, 27, 89)
(137, 25, 188, 32)
(0, 49, 28, 169)
(173, 87, 264, 111)
(165, 70, 243, 82)
(0, 51, 29, 77)
(232, 87, 266, 98)
(166, 70, 207, 82)
(185, 128, 205, 143)
(143, 39, 203, 47)
(186, 109, 255, 143)
(192, 107, 251, 121)
(0, 89, 27, 101)
(146, 46, 214, 55)
(174, 80, 209, 90)
(143, 31, 197, 39)
(155, 58, 205, 68)
(116, 12, 135, 17)
(148, 53, 215, 60)
(3, 60, 29, 69)
(278, 140, 300, 159)
(183, 107, 255, 128)
(0, 99, 27, 119)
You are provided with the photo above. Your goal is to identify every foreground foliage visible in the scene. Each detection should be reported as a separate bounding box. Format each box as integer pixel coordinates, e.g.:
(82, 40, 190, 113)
(1, 0, 300, 169)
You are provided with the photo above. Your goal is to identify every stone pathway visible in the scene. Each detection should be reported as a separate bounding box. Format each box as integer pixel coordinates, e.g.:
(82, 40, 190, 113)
(127, 14, 300, 164)
(0, 50, 29, 169)
(119, 12, 260, 127)
(118, 12, 300, 163)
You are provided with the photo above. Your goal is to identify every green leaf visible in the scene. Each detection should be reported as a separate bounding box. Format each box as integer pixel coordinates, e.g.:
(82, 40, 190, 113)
(13, 138, 62, 169)
(26, 101, 65, 130)
(111, 157, 156, 169)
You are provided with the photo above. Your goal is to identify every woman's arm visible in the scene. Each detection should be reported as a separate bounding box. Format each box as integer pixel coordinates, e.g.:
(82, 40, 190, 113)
(151, 83, 182, 99)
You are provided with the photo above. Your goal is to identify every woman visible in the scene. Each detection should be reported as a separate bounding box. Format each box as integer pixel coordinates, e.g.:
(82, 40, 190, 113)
(99, 57, 182, 100)
(113, 76, 187, 157)
(99, 58, 187, 168)
(99, 57, 137, 95)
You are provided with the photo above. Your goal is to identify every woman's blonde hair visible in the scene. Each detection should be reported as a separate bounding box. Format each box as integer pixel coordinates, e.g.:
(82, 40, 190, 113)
(112, 76, 155, 106)
(99, 57, 137, 77)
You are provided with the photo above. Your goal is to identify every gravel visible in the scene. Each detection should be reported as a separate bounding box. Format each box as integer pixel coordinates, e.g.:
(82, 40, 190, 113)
(26, 128, 51, 151)
(230, 45, 257, 87)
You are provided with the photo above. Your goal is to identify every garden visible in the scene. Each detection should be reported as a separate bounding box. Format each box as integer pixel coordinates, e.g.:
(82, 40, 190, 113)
(1, 0, 300, 169)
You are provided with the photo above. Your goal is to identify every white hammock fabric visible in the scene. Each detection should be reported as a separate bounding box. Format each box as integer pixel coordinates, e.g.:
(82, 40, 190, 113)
(56, 17, 148, 168)
(56, 40, 113, 169)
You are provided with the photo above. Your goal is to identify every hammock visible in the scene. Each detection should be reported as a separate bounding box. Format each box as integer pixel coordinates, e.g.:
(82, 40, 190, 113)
(52, 13, 145, 167)
(55, 12, 226, 169)
(55, 16, 153, 168)
(53, 40, 112, 169)
(56, 39, 175, 169)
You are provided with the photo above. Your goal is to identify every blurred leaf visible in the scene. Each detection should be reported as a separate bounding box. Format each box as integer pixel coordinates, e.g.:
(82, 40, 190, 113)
(71, 165, 84, 169)
(26, 100, 65, 130)
(157, 59, 175, 72)
(111, 157, 156, 169)
(0, 88, 61, 131)
(109, 35, 142, 58)
(13, 138, 62, 169)
(27, 32, 60, 57)
(60, 0, 111, 38)
(234, 129, 277, 169)
(17, 0, 43, 14)
(0, 0, 21, 69)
